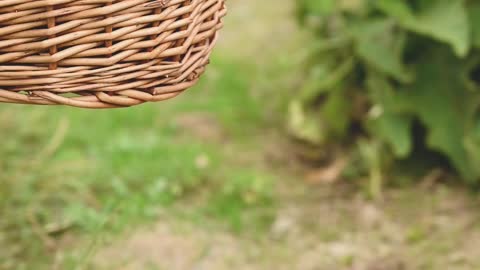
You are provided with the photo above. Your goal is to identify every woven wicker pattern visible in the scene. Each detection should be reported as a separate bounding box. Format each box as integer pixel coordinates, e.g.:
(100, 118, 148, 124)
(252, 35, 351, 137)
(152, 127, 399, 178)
(0, 0, 226, 108)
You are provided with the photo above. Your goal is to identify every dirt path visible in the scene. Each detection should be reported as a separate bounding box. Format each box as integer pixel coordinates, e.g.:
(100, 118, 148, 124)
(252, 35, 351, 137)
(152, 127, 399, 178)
(94, 186, 480, 270)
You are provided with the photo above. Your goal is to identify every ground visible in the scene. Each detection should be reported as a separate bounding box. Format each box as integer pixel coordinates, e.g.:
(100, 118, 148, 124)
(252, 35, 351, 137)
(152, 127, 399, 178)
(2, 1, 480, 270)
(92, 185, 480, 270)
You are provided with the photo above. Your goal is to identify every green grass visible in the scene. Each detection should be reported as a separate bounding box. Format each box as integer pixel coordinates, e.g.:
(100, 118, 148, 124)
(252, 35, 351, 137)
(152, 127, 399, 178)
(0, 55, 276, 269)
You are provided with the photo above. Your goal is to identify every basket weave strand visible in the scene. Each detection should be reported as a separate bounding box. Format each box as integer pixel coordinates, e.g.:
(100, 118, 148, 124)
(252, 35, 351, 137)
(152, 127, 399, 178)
(0, 0, 226, 108)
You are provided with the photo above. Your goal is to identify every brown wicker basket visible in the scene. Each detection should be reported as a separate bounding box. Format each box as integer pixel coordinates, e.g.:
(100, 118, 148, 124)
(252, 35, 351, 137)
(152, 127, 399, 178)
(0, 0, 226, 108)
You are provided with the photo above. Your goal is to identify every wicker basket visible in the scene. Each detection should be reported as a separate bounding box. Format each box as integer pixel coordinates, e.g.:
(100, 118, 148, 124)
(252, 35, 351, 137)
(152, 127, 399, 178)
(0, 0, 226, 108)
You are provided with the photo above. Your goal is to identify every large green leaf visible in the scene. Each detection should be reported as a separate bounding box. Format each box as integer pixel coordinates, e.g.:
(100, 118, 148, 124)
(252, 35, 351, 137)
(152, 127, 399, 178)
(395, 48, 480, 181)
(376, 0, 470, 57)
(351, 19, 412, 82)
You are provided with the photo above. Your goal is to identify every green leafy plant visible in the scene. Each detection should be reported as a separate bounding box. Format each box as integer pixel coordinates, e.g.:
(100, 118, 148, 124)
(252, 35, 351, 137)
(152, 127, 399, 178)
(293, 0, 480, 182)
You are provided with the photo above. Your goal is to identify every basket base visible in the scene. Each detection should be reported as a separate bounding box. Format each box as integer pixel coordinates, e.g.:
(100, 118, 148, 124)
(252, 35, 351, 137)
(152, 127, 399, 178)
(0, 0, 227, 108)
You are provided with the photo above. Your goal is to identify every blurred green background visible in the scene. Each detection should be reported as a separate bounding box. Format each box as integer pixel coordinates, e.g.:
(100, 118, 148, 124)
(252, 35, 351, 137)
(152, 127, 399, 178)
(2, 1, 480, 269)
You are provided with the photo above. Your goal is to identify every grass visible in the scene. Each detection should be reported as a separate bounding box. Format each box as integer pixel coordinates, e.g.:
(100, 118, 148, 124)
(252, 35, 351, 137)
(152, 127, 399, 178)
(0, 54, 277, 269)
